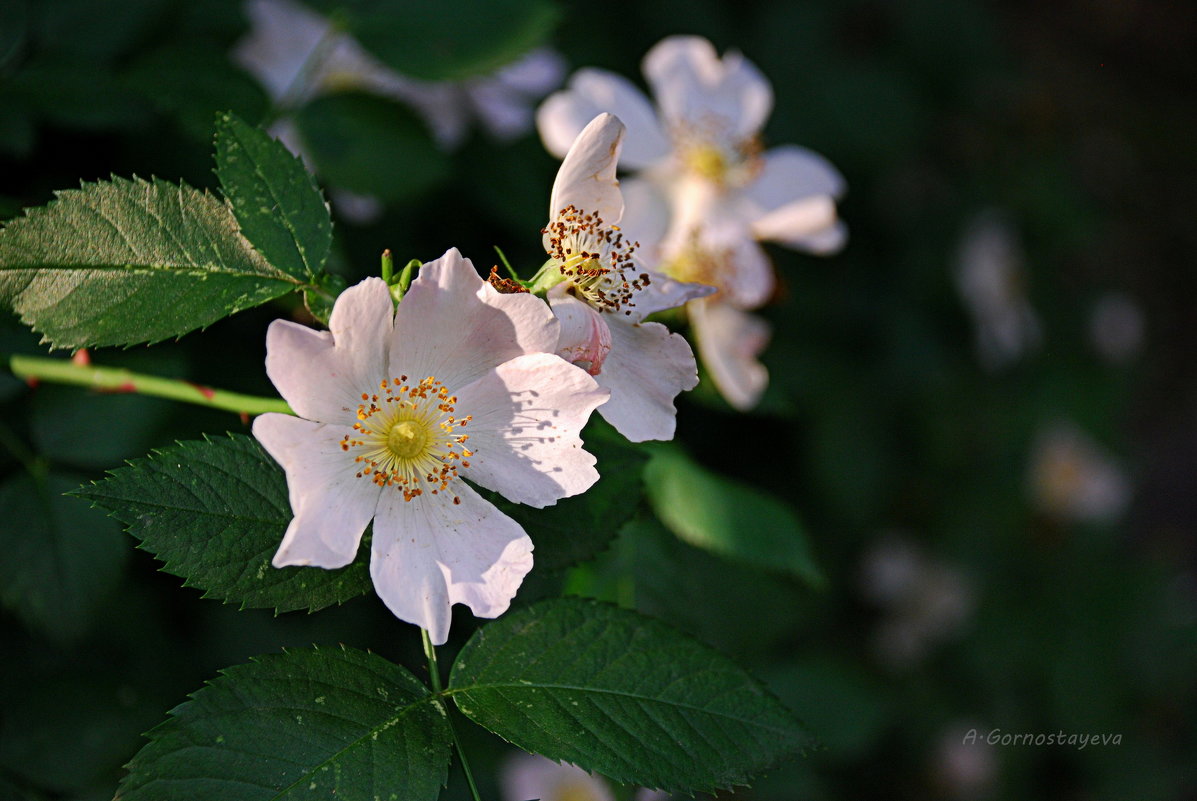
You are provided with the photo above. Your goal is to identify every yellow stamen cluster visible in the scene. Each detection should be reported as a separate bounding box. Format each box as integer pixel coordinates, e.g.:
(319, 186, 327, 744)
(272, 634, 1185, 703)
(674, 117, 763, 188)
(661, 235, 732, 298)
(340, 375, 472, 503)
(543, 205, 652, 315)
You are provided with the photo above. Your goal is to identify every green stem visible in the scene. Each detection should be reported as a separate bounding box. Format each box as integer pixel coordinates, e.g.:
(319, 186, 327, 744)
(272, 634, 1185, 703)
(7, 354, 292, 417)
(422, 629, 482, 801)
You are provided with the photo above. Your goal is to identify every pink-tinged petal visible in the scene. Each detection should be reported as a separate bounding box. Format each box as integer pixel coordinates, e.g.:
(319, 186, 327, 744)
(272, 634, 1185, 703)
(233, 0, 327, 100)
(746, 145, 847, 209)
(711, 235, 775, 310)
(391, 249, 560, 391)
(627, 269, 715, 322)
(456, 352, 607, 507)
(750, 195, 839, 247)
(265, 276, 394, 424)
(501, 753, 616, 801)
(788, 219, 849, 255)
(370, 482, 533, 645)
(253, 413, 378, 568)
(690, 299, 770, 411)
(537, 69, 670, 168)
(596, 317, 698, 442)
(549, 290, 612, 376)
(643, 35, 773, 140)
(548, 112, 626, 224)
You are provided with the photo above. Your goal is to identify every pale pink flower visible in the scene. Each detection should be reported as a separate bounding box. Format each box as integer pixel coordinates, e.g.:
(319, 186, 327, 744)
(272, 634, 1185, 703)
(1029, 422, 1130, 523)
(501, 753, 668, 801)
(860, 535, 975, 669)
(234, 0, 564, 148)
(542, 113, 712, 442)
(233, 0, 564, 223)
(253, 250, 608, 644)
(537, 36, 846, 409)
(955, 211, 1041, 370)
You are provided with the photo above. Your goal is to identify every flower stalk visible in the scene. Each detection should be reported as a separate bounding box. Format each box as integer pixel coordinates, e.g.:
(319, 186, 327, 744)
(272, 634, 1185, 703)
(6, 353, 293, 417)
(422, 629, 483, 801)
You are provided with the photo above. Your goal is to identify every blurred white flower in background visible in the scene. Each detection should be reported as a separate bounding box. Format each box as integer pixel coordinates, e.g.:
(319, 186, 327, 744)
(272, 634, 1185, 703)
(501, 753, 668, 801)
(955, 211, 1041, 371)
(233, 0, 564, 220)
(930, 723, 997, 800)
(860, 535, 974, 669)
(1029, 422, 1131, 523)
(537, 35, 846, 410)
(1089, 291, 1145, 365)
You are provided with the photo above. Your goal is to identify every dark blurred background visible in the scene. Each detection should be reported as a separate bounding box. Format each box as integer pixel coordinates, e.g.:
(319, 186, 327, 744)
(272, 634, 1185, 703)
(1, 1, 1194, 799)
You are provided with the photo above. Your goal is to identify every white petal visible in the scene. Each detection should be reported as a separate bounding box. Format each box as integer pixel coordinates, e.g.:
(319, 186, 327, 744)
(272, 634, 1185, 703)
(549, 290, 612, 376)
(548, 112, 626, 225)
(492, 48, 567, 95)
(233, 0, 328, 101)
(536, 69, 670, 168)
(618, 176, 671, 258)
(643, 35, 772, 140)
(746, 145, 847, 208)
(370, 482, 533, 645)
(715, 236, 776, 310)
(627, 269, 715, 323)
(456, 352, 607, 508)
(690, 299, 770, 411)
(253, 414, 378, 568)
(502, 753, 617, 801)
(596, 317, 698, 442)
(265, 277, 393, 424)
(750, 195, 839, 247)
(787, 219, 849, 255)
(391, 249, 560, 391)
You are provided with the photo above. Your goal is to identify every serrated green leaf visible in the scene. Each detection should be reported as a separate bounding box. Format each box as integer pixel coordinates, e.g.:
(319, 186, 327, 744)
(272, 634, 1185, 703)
(643, 445, 824, 587)
(215, 111, 331, 281)
(0, 176, 302, 349)
(118, 646, 451, 801)
(75, 433, 373, 613)
(0, 471, 126, 643)
(448, 598, 813, 794)
(294, 92, 448, 203)
(315, 0, 559, 82)
(486, 423, 648, 572)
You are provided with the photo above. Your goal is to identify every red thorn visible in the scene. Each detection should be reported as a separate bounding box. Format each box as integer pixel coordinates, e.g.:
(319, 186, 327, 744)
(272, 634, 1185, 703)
(239, 411, 250, 426)
(24, 377, 39, 389)
(112, 382, 136, 393)
(187, 381, 216, 400)
(71, 348, 91, 366)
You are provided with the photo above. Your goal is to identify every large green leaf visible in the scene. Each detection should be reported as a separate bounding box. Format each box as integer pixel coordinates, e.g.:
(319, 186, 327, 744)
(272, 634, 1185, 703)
(117, 647, 451, 801)
(0, 471, 126, 643)
(643, 445, 824, 587)
(294, 92, 449, 203)
(75, 433, 373, 613)
(448, 598, 813, 794)
(318, 0, 560, 82)
(215, 112, 332, 281)
(0, 176, 301, 349)
(487, 423, 648, 572)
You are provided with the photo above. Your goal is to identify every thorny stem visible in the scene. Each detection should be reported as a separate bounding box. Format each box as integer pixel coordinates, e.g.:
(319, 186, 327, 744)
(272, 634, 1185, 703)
(422, 629, 483, 801)
(6, 354, 293, 417)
